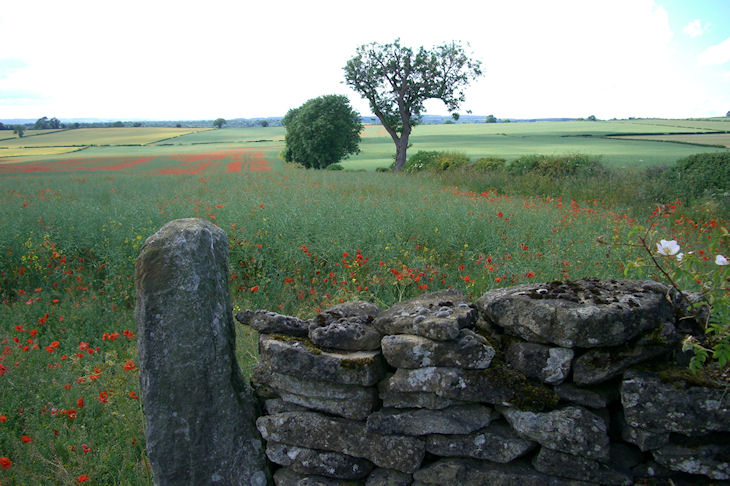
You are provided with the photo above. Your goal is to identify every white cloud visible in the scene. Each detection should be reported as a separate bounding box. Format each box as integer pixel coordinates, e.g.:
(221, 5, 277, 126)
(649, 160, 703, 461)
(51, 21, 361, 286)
(698, 37, 730, 66)
(683, 19, 705, 38)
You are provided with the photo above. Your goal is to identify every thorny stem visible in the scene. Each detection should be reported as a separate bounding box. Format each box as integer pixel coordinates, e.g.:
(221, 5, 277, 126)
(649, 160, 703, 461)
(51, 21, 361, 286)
(638, 236, 689, 307)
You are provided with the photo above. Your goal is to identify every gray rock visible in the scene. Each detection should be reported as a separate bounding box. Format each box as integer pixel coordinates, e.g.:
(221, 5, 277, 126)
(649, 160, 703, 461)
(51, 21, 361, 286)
(257, 412, 425, 473)
(366, 405, 493, 436)
(264, 398, 309, 415)
(365, 468, 412, 486)
(266, 442, 373, 479)
(411, 458, 596, 485)
(621, 425, 669, 452)
(135, 218, 269, 486)
(426, 422, 536, 463)
(236, 309, 310, 337)
(652, 441, 730, 480)
(373, 290, 477, 341)
(259, 334, 386, 386)
(506, 342, 573, 385)
(573, 325, 678, 385)
(532, 447, 633, 485)
(381, 330, 495, 369)
(476, 279, 674, 348)
(621, 370, 730, 437)
(379, 389, 468, 410)
(273, 467, 364, 486)
(553, 383, 614, 409)
(382, 366, 558, 409)
(500, 406, 610, 461)
(252, 364, 378, 420)
(309, 301, 383, 351)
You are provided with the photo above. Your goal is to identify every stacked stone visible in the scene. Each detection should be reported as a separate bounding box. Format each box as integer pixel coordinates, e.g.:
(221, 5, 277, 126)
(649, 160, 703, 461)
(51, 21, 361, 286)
(239, 301, 426, 484)
(240, 280, 730, 485)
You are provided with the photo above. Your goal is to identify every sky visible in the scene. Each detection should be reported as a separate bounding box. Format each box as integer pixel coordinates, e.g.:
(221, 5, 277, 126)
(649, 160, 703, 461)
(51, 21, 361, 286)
(1, 0, 729, 121)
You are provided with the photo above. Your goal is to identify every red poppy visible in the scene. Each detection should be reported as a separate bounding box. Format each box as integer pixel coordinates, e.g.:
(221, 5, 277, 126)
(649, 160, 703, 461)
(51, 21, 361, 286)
(77, 397, 84, 408)
(21, 435, 32, 443)
(128, 391, 139, 400)
(82, 444, 92, 454)
(0, 457, 11, 469)
(98, 392, 108, 404)
(123, 360, 135, 371)
(77, 474, 89, 483)
(0, 414, 7, 422)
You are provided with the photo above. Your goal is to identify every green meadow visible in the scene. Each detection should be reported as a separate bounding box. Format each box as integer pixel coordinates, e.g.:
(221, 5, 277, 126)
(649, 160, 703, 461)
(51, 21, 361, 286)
(0, 120, 727, 483)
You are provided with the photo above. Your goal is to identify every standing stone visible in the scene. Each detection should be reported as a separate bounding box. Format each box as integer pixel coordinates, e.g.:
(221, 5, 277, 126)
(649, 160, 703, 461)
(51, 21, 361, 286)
(135, 218, 269, 485)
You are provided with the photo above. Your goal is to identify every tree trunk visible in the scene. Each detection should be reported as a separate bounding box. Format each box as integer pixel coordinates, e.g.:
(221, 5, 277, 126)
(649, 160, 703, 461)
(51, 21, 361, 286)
(393, 138, 408, 172)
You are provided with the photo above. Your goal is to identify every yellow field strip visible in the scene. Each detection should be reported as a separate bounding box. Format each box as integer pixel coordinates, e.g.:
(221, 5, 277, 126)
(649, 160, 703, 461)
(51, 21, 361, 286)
(0, 127, 209, 148)
(0, 146, 82, 160)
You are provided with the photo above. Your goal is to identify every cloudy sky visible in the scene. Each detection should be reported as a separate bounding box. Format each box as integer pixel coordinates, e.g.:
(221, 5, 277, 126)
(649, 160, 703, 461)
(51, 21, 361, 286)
(1, 0, 728, 121)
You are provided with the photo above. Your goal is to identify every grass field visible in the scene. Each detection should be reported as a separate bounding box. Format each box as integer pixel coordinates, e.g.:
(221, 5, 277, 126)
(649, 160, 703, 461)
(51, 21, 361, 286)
(611, 132, 730, 148)
(0, 120, 727, 483)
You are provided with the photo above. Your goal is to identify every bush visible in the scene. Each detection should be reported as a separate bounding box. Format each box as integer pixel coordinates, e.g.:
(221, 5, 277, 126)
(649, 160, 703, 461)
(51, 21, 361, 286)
(326, 163, 344, 170)
(473, 157, 506, 172)
(507, 153, 605, 177)
(402, 150, 470, 173)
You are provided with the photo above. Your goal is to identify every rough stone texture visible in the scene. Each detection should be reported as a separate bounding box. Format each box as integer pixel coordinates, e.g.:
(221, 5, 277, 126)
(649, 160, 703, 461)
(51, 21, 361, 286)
(308, 301, 383, 351)
(506, 342, 573, 385)
(366, 405, 493, 436)
(252, 364, 378, 420)
(365, 468, 412, 486)
(620, 426, 669, 452)
(425, 422, 536, 463)
(381, 330, 495, 369)
(532, 447, 633, 485)
(379, 389, 467, 410)
(263, 398, 309, 415)
(382, 367, 514, 404)
(257, 412, 425, 473)
(411, 458, 595, 486)
(135, 218, 269, 485)
(373, 290, 477, 341)
(236, 309, 310, 337)
(273, 467, 363, 486)
(652, 441, 730, 480)
(553, 383, 613, 409)
(476, 279, 674, 348)
(266, 442, 373, 479)
(573, 323, 678, 385)
(259, 334, 386, 386)
(621, 370, 730, 437)
(500, 406, 610, 461)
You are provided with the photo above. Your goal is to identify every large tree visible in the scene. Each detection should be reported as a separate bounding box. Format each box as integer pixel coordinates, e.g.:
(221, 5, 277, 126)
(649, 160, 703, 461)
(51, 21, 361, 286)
(283, 94, 362, 169)
(344, 39, 482, 171)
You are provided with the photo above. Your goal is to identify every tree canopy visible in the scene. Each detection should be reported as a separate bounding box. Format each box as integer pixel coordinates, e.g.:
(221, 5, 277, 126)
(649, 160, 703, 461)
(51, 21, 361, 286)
(34, 116, 61, 130)
(344, 39, 481, 171)
(283, 94, 362, 169)
(213, 118, 226, 129)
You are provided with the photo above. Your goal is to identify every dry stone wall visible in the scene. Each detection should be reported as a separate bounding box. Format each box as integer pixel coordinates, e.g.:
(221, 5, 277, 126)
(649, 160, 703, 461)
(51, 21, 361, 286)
(241, 281, 730, 485)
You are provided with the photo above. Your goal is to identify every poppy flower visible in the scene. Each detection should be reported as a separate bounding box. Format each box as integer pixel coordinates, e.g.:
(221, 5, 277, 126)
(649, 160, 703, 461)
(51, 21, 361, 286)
(21, 435, 32, 443)
(0, 457, 11, 469)
(77, 474, 89, 482)
(123, 360, 135, 371)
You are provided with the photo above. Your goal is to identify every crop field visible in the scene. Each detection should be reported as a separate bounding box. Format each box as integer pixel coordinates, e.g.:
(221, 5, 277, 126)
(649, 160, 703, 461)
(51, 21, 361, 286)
(0, 120, 727, 483)
(0, 127, 208, 159)
(611, 132, 730, 148)
(346, 119, 730, 170)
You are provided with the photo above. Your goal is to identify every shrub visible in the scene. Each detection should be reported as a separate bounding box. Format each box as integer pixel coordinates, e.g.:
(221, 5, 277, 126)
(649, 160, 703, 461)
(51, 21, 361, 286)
(507, 153, 604, 178)
(473, 157, 506, 172)
(326, 163, 344, 170)
(402, 150, 470, 173)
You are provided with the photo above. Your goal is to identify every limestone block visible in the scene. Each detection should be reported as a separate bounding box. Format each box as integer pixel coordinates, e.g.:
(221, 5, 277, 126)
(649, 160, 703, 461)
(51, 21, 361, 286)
(236, 309, 310, 337)
(381, 330, 495, 369)
(532, 447, 633, 485)
(500, 406, 610, 461)
(258, 334, 386, 386)
(266, 442, 373, 479)
(308, 301, 383, 351)
(366, 404, 493, 436)
(373, 290, 477, 341)
(257, 412, 425, 473)
(477, 279, 674, 348)
(425, 422, 535, 463)
(652, 441, 730, 480)
(506, 342, 573, 385)
(365, 468, 413, 486)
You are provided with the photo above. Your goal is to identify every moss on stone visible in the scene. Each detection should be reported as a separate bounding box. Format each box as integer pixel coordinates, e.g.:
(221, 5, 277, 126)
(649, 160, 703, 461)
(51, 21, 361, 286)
(269, 334, 322, 355)
(478, 361, 559, 411)
(339, 356, 375, 370)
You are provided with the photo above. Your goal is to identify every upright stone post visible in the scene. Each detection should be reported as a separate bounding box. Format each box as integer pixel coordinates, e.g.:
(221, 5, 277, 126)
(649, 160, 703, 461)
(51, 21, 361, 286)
(135, 218, 269, 485)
